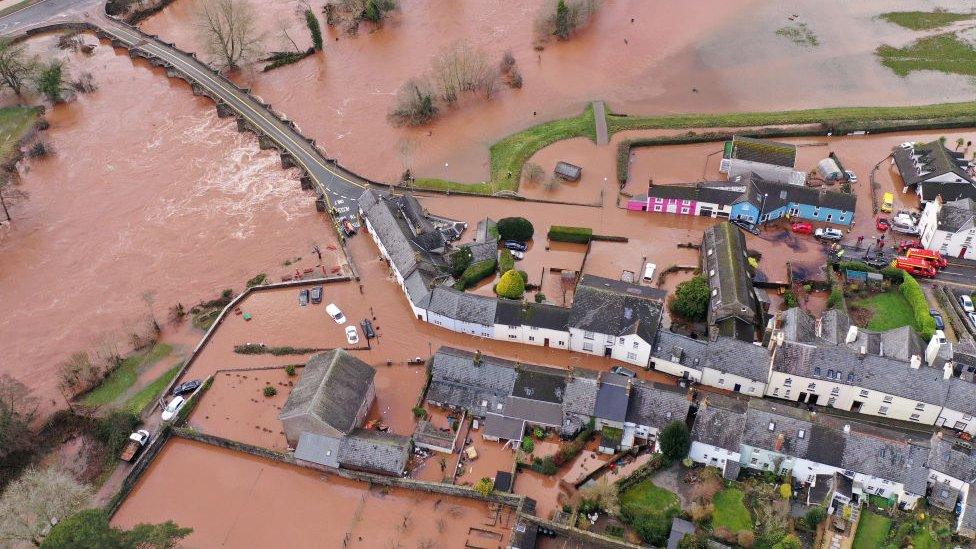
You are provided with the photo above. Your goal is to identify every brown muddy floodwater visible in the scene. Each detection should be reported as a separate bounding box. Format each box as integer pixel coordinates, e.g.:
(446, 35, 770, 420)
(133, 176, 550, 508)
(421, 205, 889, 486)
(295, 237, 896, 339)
(113, 437, 514, 548)
(0, 34, 332, 412)
(139, 0, 976, 184)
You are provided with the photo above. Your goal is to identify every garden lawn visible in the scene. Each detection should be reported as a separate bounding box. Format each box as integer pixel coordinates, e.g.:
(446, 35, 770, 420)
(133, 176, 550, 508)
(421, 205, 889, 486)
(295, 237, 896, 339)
(620, 479, 679, 512)
(877, 33, 976, 78)
(123, 364, 181, 415)
(81, 343, 173, 406)
(880, 11, 973, 31)
(849, 291, 914, 331)
(712, 488, 752, 533)
(852, 512, 891, 549)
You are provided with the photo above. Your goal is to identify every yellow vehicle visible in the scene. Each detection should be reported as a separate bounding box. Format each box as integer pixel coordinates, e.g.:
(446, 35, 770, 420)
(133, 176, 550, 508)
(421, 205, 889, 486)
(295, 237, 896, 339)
(881, 192, 894, 213)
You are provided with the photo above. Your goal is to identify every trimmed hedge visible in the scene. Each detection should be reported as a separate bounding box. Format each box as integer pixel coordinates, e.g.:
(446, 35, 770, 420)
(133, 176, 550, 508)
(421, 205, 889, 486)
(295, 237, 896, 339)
(454, 259, 497, 290)
(548, 225, 593, 244)
(900, 273, 937, 340)
(498, 249, 515, 274)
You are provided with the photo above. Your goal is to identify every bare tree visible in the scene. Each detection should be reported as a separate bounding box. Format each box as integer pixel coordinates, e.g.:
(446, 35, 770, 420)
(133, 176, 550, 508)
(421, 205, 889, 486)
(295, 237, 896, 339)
(0, 467, 92, 547)
(0, 39, 37, 96)
(57, 350, 101, 398)
(197, 0, 264, 70)
(430, 41, 491, 104)
(388, 77, 438, 127)
(0, 175, 28, 223)
(0, 374, 37, 460)
(578, 476, 619, 515)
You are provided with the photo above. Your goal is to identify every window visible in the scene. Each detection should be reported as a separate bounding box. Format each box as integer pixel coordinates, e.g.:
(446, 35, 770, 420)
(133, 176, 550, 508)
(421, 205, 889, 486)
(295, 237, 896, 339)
(859, 389, 869, 398)
(751, 457, 759, 464)
(814, 367, 821, 376)
(719, 378, 725, 385)
(882, 395, 893, 403)
(784, 378, 792, 386)
(773, 387, 780, 396)
(583, 343, 594, 352)
(528, 336, 535, 342)
(767, 422, 776, 431)
(707, 249, 713, 256)
(682, 199, 691, 205)
(653, 205, 663, 212)
(530, 326, 538, 331)
(583, 331, 594, 340)
(798, 429, 806, 439)
(831, 387, 840, 396)
(681, 207, 690, 214)
(827, 397, 837, 406)
(879, 406, 889, 416)
(965, 415, 974, 422)
(749, 387, 756, 393)
(955, 421, 968, 430)
(807, 382, 816, 391)
(848, 372, 855, 382)
(910, 414, 921, 421)
(633, 341, 639, 349)
(508, 324, 518, 329)
(827, 369, 833, 378)
(619, 337, 625, 344)
(709, 269, 715, 277)
(508, 334, 517, 339)
(826, 214, 833, 222)
(711, 289, 718, 297)
(497, 403, 503, 410)
(915, 403, 925, 411)
(627, 352, 637, 361)
(481, 400, 488, 407)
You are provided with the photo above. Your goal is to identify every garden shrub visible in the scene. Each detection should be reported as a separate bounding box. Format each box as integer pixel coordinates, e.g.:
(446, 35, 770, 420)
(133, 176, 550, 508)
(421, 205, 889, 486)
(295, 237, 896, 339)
(474, 477, 493, 496)
(659, 421, 691, 463)
(454, 259, 497, 289)
(547, 225, 593, 243)
(530, 456, 557, 475)
(450, 246, 474, 276)
(880, 266, 904, 282)
(521, 436, 534, 453)
(783, 290, 799, 309)
(837, 260, 878, 273)
(497, 217, 534, 241)
(670, 275, 709, 321)
(498, 249, 515, 274)
(285, 364, 297, 377)
(263, 386, 277, 397)
(827, 285, 845, 310)
(901, 273, 937, 340)
(495, 269, 526, 299)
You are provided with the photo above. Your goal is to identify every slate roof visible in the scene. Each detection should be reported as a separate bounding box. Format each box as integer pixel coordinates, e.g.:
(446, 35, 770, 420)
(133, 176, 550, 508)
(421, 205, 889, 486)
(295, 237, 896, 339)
(568, 274, 666, 344)
(727, 136, 797, 168)
(494, 299, 522, 326)
(494, 300, 571, 331)
(961, 504, 976, 535)
(466, 240, 498, 264)
(938, 197, 976, 233)
(859, 353, 949, 403)
(594, 380, 629, 423)
(733, 172, 856, 214)
(625, 381, 691, 432)
(818, 309, 852, 346)
(742, 402, 814, 459)
(503, 396, 564, 427)
(403, 270, 433, 309)
(880, 326, 925, 362)
(279, 350, 376, 435)
(512, 366, 567, 404)
(484, 413, 526, 441)
(474, 218, 497, 243)
(929, 482, 961, 511)
(893, 140, 974, 191)
(651, 330, 708, 371)
(703, 337, 771, 382)
(691, 397, 747, 452)
(294, 432, 341, 468)
(928, 434, 976, 484)
(779, 307, 817, 343)
(563, 372, 599, 417)
(702, 222, 757, 339)
(412, 419, 457, 450)
(427, 286, 498, 326)
(338, 428, 411, 475)
(645, 181, 746, 205)
(427, 347, 518, 414)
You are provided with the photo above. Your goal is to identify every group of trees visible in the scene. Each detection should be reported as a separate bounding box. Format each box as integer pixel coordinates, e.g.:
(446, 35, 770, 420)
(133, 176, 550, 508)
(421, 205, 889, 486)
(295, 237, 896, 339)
(324, 0, 398, 33)
(0, 40, 74, 102)
(389, 42, 519, 127)
(533, 0, 602, 46)
(197, 0, 264, 70)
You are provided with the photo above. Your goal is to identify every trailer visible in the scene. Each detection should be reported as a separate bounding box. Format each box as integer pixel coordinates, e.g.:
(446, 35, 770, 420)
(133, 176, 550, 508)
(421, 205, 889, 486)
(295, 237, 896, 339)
(120, 430, 151, 462)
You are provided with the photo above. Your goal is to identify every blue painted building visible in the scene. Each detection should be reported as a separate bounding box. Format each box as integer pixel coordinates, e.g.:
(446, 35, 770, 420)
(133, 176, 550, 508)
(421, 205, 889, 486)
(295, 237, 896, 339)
(729, 173, 856, 227)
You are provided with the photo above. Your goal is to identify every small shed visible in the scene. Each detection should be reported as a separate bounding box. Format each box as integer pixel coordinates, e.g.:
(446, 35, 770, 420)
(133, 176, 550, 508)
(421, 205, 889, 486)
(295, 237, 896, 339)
(554, 161, 582, 182)
(817, 158, 843, 181)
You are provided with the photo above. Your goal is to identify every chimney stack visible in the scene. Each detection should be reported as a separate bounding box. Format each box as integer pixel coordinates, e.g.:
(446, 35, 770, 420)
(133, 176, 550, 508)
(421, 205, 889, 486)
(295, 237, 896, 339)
(774, 433, 785, 452)
(843, 424, 851, 434)
(845, 326, 859, 345)
(944, 362, 953, 380)
(910, 355, 922, 369)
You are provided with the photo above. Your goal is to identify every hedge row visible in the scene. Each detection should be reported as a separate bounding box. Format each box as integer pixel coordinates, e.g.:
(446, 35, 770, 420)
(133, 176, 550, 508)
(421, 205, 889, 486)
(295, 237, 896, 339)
(900, 273, 937, 340)
(548, 225, 593, 244)
(454, 259, 497, 290)
(498, 249, 515, 274)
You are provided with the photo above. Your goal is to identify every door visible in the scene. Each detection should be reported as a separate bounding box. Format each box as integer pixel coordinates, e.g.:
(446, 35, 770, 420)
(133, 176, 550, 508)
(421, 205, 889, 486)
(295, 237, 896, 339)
(699, 208, 713, 217)
(961, 247, 968, 259)
(544, 338, 550, 347)
(852, 401, 863, 413)
(798, 392, 807, 403)
(733, 383, 742, 393)
(604, 347, 612, 357)
(808, 394, 819, 405)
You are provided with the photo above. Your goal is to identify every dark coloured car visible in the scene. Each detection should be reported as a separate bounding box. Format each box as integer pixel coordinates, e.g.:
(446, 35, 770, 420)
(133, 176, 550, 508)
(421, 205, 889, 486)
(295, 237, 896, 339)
(503, 240, 527, 252)
(172, 379, 202, 397)
(361, 319, 376, 339)
(310, 286, 323, 304)
(930, 309, 945, 330)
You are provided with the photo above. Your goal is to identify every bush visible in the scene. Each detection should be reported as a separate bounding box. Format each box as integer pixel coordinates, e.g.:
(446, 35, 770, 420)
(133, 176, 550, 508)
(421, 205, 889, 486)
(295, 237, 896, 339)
(522, 162, 544, 184)
(837, 260, 878, 273)
(804, 506, 826, 530)
(621, 505, 675, 546)
(412, 406, 428, 419)
(534, 292, 546, 303)
(901, 273, 937, 340)
(669, 275, 709, 321)
(495, 269, 526, 299)
(263, 386, 277, 397)
(779, 483, 792, 499)
(827, 285, 845, 310)
(530, 455, 557, 475)
(658, 421, 690, 462)
(450, 246, 474, 276)
(737, 530, 756, 548)
(245, 273, 267, 288)
(521, 436, 534, 453)
(94, 410, 141, 456)
(498, 249, 515, 274)
(880, 266, 905, 282)
(285, 364, 297, 377)
(473, 477, 493, 496)
(454, 259, 497, 289)
(517, 270, 528, 284)
(497, 217, 534, 241)
(305, 9, 323, 50)
(534, 427, 545, 439)
(547, 225, 593, 243)
(783, 290, 799, 309)
(388, 78, 439, 127)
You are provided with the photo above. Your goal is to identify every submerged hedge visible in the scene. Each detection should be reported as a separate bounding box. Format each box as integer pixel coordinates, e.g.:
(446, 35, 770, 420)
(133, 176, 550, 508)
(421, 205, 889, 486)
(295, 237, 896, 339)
(454, 259, 497, 290)
(548, 225, 593, 243)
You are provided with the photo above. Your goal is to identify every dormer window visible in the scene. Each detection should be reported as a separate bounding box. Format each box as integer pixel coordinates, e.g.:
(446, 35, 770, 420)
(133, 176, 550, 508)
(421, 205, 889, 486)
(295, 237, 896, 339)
(798, 429, 805, 439)
(767, 422, 775, 431)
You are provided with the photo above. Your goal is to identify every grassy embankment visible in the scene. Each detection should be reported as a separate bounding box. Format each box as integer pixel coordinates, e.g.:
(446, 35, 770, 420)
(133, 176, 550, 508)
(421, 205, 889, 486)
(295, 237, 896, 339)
(411, 101, 976, 195)
(878, 32, 976, 78)
(81, 343, 173, 407)
(0, 105, 41, 163)
(879, 10, 973, 31)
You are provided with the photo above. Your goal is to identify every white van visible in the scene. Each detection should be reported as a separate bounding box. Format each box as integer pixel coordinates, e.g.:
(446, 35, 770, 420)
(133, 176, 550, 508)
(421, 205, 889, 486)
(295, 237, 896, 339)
(642, 263, 657, 282)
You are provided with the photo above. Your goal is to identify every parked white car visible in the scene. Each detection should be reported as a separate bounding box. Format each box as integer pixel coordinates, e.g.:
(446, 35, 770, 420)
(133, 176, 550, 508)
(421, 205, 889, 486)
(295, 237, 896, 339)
(814, 228, 844, 241)
(960, 294, 975, 314)
(326, 303, 346, 324)
(345, 326, 360, 345)
(844, 170, 857, 184)
(642, 262, 657, 282)
(161, 396, 186, 422)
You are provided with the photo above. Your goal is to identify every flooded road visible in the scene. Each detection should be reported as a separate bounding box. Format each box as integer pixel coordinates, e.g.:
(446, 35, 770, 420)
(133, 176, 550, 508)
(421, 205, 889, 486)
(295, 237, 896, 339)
(0, 34, 332, 411)
(113, 437, 514, 547)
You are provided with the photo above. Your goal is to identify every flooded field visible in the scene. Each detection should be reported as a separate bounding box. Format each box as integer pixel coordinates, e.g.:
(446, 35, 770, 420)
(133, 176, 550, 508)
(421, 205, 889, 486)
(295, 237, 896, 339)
(113, 437, 514, 547)
(0, 34, 333, 412)
(138, 0, 975, 185)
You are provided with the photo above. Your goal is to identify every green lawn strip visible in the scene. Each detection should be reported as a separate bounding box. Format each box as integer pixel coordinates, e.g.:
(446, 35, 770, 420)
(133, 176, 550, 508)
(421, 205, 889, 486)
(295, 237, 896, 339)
(712, 488, 752, 532)
(81, 343, 173, 406)
(910, 529, 940, 549)
(879, 11, 973, 31)
(877, 33, 976, 78)
(849, 291, 915, 331)
(852, 511, 892, 549)
(123, 364, 182, 415)
(619, 479, 680, 511)
(0, 105, 40, 163)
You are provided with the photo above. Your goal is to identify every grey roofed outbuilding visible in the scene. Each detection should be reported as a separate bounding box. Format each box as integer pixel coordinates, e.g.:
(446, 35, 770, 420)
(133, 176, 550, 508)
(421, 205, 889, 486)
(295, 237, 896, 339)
(294, 432, 341, 469)
(568, 274, 666, 344)
(475, 217, 497, 243)
(945, 377, 976, 416)
(625, 381, 691, 432)
(466, 240, 498, 264)
(927, 433, 976, 484)
(279, 350, 376, 435)
(427, 347, 518, 415)
(651, 330, 707, 372)
(939, 197, 976, 232)
(727, 136, 797, 168)
(427, 286, 498, 326)
(503, 396, 564, 427)
(554, 161, 582, 181)
(691, 397, 747, 452)
(484, 413, 526, 441)
(702, 222, 757, 341)
(594, 381, 629, 423)
(338, 428, 412, 476)
(930, 482, 961, 511)
(703, 337, 771, 382)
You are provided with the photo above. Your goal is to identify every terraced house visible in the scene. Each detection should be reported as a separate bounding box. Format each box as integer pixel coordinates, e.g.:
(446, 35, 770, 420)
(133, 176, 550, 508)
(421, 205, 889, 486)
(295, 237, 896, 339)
(893, 139, 976, 203)
(701, 222, 761, 342)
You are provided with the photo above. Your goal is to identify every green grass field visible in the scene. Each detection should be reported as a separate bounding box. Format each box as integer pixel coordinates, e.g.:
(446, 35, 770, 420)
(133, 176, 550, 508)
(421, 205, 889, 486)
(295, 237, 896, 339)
(849, 291, 915, 331)
(877, 33, 976, 78)
(852, 512, 892, 549)
(81, 343, 173, 407)
(712, 488, 752, 533)
(0, 105, 40, 164)
(123, 364, 182, 415)
(619, 479, 680, 512)
(879, 10, 973, 31)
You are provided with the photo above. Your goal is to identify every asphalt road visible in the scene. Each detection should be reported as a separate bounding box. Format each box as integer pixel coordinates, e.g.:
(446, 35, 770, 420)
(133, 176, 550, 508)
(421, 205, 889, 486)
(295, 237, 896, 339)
(0, 0, 100, 35)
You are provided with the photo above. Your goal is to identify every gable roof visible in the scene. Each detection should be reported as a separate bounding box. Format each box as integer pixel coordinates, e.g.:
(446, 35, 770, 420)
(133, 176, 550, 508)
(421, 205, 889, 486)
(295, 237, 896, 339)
(279, 350, 376, 434)
(691, 397, 747, 452)
(880, 326, 925, 362)
(779, 307, 818, 343)
(645, 181, 747, 205)
(625, 381, 691, 432)
(484, 413, 526, 441)
(427, 347, 518, 413)
(727, 136, 797, 168)
(939, 197, 976, 233)
(494, 299, 571, 331)
(427, 286, 498, 326)
(702, 222, 757, 337)
(563, 373, 599, 417)
(294, 432, 341, 468)
(651, 330, 708, 371)
(893, 140, 974, 189)
(594, 380, 630, 423)
(928, 433, 976, 484)
(703, 337, 771, 382)
(569, 274, 665, 343)
(946, 377, 976, 416)
(338, 428, 412, 475)
(512, 366, 567, 404)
